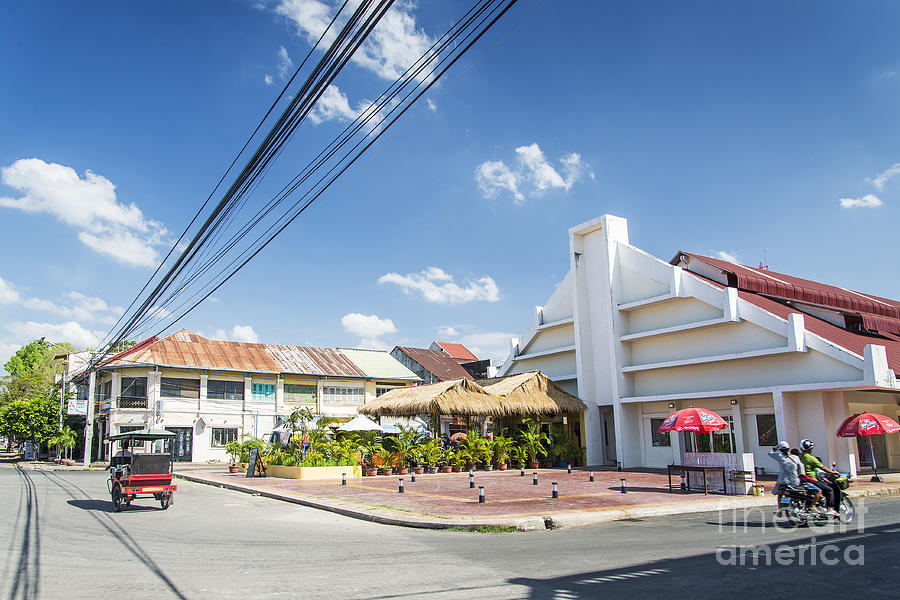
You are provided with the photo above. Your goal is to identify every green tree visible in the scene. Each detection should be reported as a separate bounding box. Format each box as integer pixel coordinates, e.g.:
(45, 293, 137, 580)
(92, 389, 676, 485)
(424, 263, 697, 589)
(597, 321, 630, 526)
(0, 396, 61, 454)
(1, 339, 71, 406)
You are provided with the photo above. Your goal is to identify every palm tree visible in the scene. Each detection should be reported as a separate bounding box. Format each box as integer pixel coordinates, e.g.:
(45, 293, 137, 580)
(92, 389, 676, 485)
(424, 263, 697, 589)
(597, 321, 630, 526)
(517, 419, 550, 466)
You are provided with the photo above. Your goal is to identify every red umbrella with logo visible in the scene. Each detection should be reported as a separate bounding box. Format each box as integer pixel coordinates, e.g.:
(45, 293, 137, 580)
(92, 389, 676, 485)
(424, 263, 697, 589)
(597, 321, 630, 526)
(657, 406, 729, 453)
(836, 412, 900, 481)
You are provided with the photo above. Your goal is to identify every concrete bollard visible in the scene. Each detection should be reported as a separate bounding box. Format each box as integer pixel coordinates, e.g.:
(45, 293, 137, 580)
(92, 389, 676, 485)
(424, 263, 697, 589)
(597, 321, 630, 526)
(620, 478, 627, 494)
(552, 482, 559, 499)
(469, 472, 475, 489)
(478, 486, 485, 503)
(411, 472, 416, 483)
(399, 478, 404, 493)
(520, 466, 525, 476)
(533, 472, 538, 485)
(589, 471, 594, 483)
(341, 473, 346, 486)
(567, 464, 572, 475)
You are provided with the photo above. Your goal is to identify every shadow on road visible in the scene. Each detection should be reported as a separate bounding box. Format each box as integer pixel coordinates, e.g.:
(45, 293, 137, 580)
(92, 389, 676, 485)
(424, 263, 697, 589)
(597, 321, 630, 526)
(65, 498, 160, 513)
(507, 521, 900, 599)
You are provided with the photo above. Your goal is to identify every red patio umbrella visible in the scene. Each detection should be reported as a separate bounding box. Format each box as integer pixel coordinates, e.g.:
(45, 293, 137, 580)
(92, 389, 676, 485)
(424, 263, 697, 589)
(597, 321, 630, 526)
(449, 432, 467, 442)
(836, 412, 900, 481)
(657, 406, 729, 454)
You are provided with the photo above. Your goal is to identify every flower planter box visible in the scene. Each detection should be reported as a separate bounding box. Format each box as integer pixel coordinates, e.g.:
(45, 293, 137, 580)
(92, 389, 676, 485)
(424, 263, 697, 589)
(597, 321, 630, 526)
(483, 464, 493, 471)
(441, 466, 452, 473)
(267, 465, 361, 480)
(429, 467, 439, 474)
(497, 464, 508, 471)
(381, 468, 393, 476)
(397, 467, 409, 475)
(365, 468, 378, 477)
(527, 462, 540, 470)
(451, 467, 462, 472)
(228, 465, 240, 473)
(413, 467, 425, 475)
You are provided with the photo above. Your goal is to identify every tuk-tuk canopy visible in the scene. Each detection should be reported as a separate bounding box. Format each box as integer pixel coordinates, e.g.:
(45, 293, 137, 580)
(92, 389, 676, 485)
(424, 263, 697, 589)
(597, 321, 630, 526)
(107, 428, 176, 442)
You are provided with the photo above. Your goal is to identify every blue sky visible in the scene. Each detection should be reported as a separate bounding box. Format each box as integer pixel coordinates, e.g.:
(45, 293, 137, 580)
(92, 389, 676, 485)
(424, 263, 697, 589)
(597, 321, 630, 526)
(1, 0, 898, 367)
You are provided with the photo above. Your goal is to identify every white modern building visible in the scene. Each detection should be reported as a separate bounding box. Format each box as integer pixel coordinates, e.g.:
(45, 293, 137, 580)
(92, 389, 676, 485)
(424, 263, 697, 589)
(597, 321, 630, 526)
(498, 215, 900, 474)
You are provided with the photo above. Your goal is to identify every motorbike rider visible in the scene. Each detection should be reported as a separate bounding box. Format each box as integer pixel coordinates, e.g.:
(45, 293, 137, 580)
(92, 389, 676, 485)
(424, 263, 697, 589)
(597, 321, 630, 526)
(769, 441, 801, 515)
(799, 439, 841, 516)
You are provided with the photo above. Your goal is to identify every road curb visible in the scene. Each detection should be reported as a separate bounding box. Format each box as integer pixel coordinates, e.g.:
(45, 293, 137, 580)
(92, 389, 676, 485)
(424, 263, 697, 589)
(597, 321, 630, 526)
(175, 471, 900, 531)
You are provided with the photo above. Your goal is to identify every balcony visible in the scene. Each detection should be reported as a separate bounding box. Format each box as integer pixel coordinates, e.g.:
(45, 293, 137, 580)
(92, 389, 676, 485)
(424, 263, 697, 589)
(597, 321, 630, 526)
(117, 395, 148, 409)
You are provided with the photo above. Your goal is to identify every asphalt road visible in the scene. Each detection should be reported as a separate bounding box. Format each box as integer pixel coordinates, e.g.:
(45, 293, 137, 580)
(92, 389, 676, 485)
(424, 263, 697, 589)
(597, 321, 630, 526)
(3, 460, 899, 600)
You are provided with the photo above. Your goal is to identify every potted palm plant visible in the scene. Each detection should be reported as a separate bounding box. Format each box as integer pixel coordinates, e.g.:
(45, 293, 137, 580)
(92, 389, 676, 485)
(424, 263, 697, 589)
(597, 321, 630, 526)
(492, 435, 514, 470)
(419, 439, 442, 474)
(518, 419, 550, 469)
(441, 447, 454, 472)
(358, 431, 382, 476)
(375, 448, 395, 475)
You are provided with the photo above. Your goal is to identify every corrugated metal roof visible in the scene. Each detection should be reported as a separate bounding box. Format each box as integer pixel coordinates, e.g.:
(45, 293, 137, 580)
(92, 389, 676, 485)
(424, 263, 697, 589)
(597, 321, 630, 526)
(433, 341, 479, 362)
(338, 348, 420, 380)
(677, 252, 900, 320)
(685, 272, 900, 374)
(395, 346, 474, 381)
(102, 330, 367, 377)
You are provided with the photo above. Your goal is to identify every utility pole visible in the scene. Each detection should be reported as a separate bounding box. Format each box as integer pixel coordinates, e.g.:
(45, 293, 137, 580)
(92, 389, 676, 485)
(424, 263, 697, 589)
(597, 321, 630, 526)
(83, 368, 96, 467)
(58, 357, 68, 430)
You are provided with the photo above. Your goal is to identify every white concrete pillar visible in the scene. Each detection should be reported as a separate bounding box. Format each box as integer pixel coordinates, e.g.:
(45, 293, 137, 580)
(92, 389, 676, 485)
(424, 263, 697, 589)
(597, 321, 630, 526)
(276, 377, 284, 414)
(148, 370, 161, 427)
(243, 376, 253, 437)
(825, 391, 857, 475)
(199, 373, 208, 415)
(772, 389, 798, 445)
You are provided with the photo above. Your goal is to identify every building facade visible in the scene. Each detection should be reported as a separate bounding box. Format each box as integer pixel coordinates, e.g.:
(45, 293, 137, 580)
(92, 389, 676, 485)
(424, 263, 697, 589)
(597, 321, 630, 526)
(89, 331, 419, 462)
(498, 215, 900, 474)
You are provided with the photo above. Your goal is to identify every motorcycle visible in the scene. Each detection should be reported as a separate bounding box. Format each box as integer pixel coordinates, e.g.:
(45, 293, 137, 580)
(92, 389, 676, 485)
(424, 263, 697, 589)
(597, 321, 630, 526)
(779, 472, 855, 526)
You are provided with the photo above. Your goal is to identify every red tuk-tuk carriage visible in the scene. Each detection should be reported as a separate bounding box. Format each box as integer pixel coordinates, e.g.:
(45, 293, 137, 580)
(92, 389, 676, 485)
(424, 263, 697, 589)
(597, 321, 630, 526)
(107, 428, 178, 511)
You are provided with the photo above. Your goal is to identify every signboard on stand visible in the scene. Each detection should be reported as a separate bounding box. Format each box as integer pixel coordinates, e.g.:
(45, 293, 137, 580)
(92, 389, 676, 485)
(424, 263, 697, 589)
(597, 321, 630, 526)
(67, 398, 88, 416)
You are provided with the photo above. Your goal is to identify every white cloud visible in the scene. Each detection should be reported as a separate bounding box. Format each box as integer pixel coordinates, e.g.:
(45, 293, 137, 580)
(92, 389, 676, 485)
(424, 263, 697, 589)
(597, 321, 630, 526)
(147, 306, 172, 320)
(341, 312, 397, 349)
(5, 320, 104, 350)
(264, 74, 274, 85)
(839, 194, 883, 209)
(425, 98, 437, 112)
(475, 143, 593, 203)
(209, 325, 260, 343)
(437, 326, 459, 338)
(378, 267, 500, 304)
(0, 277, 123, 325)
(475, 160, 523, 203)
(458, 331, 515, 364)
(341, 312, 397, 338)
(0, 158, 169, 267)
(867, 163, 900, 191)
(715, 251, 740, 264)
(274, 0, 435, 81)
(277, 46, 294, 79)
(309, 85, 360, 124)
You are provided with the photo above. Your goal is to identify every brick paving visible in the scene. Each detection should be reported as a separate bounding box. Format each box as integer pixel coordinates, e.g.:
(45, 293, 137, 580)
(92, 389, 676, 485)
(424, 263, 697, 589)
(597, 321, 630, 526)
(181, 467, 775, 519)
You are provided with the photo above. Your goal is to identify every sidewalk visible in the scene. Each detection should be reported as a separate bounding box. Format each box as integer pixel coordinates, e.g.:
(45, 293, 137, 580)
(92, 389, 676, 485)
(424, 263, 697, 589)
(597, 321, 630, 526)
(175, 467, 900, 531)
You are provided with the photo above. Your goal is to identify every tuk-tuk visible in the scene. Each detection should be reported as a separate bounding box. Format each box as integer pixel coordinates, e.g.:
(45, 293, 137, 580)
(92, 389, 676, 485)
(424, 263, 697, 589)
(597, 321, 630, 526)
(107, 428, 178, 511)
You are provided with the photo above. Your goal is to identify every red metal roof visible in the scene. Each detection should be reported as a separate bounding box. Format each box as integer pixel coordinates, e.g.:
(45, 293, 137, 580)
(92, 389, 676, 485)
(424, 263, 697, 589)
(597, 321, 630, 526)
(433, 341, 479, 362)
(395, 347, 475, 381)
(678, 252, 900, 320)
(685, 272, 900, 373)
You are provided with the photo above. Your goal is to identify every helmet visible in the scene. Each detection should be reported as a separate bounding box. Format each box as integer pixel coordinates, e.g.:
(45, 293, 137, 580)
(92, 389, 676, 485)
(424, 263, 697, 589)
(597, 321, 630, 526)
(800, 439, 815, 452)
(776, 441, 790, 451)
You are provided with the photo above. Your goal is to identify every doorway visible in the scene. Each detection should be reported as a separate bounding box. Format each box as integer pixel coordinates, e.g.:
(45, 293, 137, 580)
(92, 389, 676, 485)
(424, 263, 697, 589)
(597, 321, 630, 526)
(600, 408, 617, 466)
(164, 427, 193, 462)
(857, 434, 889, 470)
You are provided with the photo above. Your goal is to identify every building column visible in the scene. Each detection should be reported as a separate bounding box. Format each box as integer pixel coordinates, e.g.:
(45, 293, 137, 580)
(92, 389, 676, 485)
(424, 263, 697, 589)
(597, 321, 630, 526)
(243, 376, 253, 437)
(731, 397, 746, 455)
(148, 369, 161, 427)
(276, 377, 284, 415)
(199, 373, 208, 416)
(772, 389, 798, 445)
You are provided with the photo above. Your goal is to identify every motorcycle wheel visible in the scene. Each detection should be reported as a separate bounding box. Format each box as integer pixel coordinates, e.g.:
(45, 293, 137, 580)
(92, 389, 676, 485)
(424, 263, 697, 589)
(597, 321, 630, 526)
(783, 499, 807, 527)
(837, 496, 855, 524)
(111, 485, 123, 512)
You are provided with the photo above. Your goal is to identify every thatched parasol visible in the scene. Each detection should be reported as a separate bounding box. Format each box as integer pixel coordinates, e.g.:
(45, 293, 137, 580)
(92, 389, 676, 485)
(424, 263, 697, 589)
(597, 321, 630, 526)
(358, 378, 506, 417)
(477, 371, 586, 416)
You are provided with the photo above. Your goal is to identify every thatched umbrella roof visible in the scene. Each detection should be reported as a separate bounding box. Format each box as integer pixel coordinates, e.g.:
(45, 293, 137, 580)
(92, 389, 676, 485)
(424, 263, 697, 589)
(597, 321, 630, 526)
(477, 371, 586, 416)
(358, 378, 506, 417)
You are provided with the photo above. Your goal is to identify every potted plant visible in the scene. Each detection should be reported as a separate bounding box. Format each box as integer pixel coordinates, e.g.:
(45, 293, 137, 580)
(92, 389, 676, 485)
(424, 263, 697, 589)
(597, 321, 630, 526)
(518, 419, 550, 470)
(358, 431, 382, 476)
(441, 447, 454, 472)
(492, 435, 514, 470)
(479, 438, 495, 470)
(448, 448, 463, 472)
(419, 439, 442, 474)
(389, 425, 420, 476)
(225, 440, 242, 473)
(375, 448, 395, 476)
